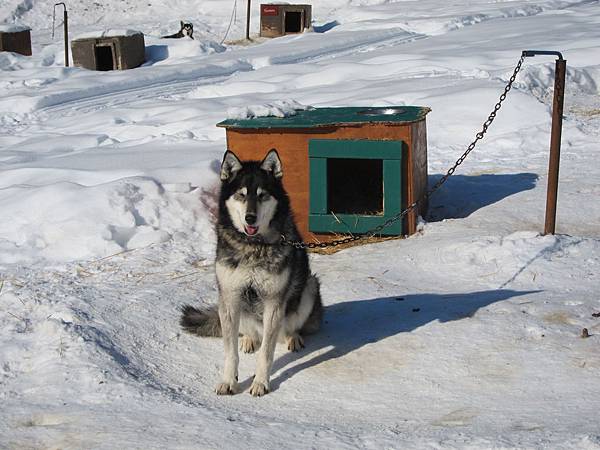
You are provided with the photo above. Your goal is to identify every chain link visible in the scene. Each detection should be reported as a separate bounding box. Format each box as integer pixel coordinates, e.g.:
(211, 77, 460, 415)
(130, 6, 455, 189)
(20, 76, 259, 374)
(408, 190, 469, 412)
(281, 55, 526, 249)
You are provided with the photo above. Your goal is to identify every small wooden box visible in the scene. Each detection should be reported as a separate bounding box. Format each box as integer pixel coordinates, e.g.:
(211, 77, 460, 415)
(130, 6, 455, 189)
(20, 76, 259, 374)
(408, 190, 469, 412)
(71, 31, 145, 71)
(217, 106, 430, 243)
(0, 26, 32, 56)
(260, 4, 312, 38)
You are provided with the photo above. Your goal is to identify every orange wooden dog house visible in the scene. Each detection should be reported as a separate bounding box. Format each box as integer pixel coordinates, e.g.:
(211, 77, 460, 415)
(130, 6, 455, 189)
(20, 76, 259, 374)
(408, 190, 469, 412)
(217, 106, 430, 244)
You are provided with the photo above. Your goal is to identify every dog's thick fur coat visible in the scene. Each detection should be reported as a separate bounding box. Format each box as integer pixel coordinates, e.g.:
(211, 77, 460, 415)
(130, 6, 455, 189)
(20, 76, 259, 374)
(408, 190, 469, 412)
(181, 150, 323, 396)
(162, 21, 194, 39)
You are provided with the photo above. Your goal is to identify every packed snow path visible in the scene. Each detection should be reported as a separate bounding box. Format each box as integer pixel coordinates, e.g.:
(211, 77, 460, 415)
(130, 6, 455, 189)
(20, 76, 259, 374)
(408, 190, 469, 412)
(3, 232, 600, 449)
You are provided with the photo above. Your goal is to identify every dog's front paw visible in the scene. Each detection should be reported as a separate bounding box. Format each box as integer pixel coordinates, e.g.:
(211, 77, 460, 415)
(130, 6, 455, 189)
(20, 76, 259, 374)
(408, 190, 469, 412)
(240, 335, 259, 354)
(249, 379, 269, 397)
(286, 334, 305, 352)
(215, 381, 239, 395)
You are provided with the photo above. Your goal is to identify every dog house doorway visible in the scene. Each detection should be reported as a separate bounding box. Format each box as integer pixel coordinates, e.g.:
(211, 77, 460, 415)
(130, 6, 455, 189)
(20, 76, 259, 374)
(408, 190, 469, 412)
(95, 44, 115, 71)
(328, 158, 384, 216)
(309, 139, 404, 235)
(284, 10, 304, 33)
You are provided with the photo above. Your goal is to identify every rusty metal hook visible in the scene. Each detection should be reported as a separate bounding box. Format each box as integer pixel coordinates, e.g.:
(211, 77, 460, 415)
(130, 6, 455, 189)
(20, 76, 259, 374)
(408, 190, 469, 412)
(522, 50, 564, 61)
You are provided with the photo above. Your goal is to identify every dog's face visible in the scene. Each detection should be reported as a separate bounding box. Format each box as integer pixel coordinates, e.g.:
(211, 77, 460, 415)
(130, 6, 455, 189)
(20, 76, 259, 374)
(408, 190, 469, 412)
(220, 149, 283, 238)
(180, 21, 193, 37)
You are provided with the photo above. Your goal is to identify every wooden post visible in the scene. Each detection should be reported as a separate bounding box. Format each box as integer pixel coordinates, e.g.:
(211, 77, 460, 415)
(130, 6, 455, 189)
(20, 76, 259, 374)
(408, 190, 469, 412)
(544, 58, 566, 235)
(246, 0, 251, 40)
(63, 8, 69, 67)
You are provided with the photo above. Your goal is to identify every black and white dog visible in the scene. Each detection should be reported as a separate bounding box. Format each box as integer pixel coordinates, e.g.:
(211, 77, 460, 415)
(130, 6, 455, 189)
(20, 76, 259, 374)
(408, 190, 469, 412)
(181, 150, 323, 396)
(162, 21, 194, 39)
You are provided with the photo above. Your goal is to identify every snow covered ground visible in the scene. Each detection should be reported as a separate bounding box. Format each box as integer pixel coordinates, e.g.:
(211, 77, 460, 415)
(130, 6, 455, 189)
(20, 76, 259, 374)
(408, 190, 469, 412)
(1, 0, 599, 448)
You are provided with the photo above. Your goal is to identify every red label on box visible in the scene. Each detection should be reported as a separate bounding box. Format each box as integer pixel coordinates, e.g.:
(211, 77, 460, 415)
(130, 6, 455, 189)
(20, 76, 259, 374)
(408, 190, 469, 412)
(261, 5, 279, 15)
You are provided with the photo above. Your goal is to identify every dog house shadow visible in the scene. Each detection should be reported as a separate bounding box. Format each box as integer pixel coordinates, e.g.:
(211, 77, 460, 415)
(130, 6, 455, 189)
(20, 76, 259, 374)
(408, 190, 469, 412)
(427, 172, 538, 221)
(268, 289, 538, 391)
(144, 44, 169, 65)
(313, 20, 340, 33)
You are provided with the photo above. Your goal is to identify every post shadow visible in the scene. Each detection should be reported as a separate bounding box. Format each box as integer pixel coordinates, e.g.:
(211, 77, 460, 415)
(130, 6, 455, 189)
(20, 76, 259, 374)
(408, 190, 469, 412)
(427, 173, 538, 221)
(269, 289, 538, 391)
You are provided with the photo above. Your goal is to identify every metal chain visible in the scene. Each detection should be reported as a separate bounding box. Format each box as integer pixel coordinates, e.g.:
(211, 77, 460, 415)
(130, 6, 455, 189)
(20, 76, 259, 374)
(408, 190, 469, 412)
(281, 54, 526, 249)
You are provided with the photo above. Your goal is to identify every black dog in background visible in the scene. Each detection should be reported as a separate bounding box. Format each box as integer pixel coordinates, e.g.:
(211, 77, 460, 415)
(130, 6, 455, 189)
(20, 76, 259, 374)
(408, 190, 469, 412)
(162, 21, 194, 39)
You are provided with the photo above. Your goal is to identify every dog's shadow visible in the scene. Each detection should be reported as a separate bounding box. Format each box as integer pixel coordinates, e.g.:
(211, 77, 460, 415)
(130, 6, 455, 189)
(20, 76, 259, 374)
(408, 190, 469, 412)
(269, 289, 537, 391)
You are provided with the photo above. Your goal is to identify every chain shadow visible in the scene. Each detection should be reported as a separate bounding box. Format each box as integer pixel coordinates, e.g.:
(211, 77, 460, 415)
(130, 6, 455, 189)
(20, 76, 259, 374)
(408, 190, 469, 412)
(427, 173, 538, 221)
(269, 289, 538, 391)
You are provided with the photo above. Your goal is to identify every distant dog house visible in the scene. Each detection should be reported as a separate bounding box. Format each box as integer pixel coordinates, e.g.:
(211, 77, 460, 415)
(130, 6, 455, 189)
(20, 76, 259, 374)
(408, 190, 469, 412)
(0, 25, 32, 56)
(260, 4, 312, 38)
(71, 30, 145, 71)
(217, 106, 431, 244)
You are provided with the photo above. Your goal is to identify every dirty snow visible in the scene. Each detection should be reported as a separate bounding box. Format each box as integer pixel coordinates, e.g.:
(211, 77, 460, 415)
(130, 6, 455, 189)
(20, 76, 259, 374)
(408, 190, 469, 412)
(1, 0, 600, 448)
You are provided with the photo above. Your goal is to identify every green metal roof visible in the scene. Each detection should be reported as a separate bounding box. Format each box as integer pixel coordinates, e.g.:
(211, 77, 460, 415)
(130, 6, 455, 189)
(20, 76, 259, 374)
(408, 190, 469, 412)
(217, 106, 431, 129)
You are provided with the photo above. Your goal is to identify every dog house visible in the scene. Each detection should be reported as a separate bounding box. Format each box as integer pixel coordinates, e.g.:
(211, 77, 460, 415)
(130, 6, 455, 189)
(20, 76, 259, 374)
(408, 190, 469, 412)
(71, 30, 145, 71)
(260, 4, 312, 38)
(217, 106, 430, 244)
(0, 25, 32, 56)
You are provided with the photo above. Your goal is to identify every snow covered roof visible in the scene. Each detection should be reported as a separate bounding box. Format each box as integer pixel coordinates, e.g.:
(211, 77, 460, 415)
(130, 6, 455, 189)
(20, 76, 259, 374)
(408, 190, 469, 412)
(219, 106, 431, 128)
(0, 24, 31, 32)
(73, 29, 143, 40)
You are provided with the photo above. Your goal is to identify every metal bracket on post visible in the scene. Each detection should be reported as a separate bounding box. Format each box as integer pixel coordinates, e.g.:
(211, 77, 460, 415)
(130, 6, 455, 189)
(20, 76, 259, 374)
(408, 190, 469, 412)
(52, 3, 69, 67)
(522, 50, 566, 235)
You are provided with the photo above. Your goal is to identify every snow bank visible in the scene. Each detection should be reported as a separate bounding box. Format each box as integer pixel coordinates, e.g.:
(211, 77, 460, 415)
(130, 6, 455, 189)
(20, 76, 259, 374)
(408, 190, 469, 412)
(227, 99, 313, 119)
(0, 176, 216, 263)
(0, 24, 30, 32)
(144, 36, 225, 65)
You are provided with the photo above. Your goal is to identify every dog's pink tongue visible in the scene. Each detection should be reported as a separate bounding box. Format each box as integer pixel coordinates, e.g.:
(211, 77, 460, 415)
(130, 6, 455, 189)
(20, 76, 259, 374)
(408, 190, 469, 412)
(245, 225, 259, 236)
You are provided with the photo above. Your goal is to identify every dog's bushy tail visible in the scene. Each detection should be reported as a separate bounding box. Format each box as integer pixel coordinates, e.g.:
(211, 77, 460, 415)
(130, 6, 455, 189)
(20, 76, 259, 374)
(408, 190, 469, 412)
(180, 305, 222, 337)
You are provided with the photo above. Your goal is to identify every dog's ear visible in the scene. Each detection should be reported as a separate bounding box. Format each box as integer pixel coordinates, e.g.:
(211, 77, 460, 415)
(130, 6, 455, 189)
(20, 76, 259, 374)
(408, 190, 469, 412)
(220, 150, 243, 181)
(180, 20, 184, 28)
(260, 149, 283, 179)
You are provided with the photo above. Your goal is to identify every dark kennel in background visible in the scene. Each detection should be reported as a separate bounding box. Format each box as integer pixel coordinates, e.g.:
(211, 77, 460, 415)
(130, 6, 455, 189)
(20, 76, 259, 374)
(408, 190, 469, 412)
(260, 4, 312, 38)
(71, 31, 145, 71)
(0, 25, 32, 56)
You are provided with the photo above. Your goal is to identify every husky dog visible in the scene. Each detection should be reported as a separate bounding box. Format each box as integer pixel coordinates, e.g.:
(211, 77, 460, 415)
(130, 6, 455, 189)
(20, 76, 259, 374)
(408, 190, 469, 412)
(162, 21, 194, 39)
(181, 149, 323, 397)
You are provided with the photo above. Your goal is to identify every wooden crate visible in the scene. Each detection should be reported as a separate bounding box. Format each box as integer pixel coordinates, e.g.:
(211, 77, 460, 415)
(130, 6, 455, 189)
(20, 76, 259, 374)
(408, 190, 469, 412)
(71, 31, 145, 71)
(260, 4, 312, 38)
(0, 26, 32, 56)
(217, 106, 430, 243)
